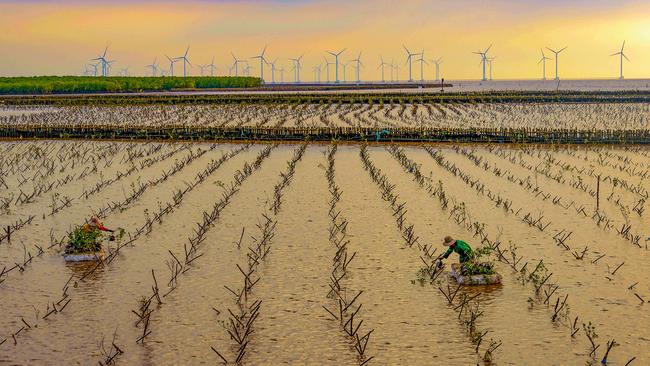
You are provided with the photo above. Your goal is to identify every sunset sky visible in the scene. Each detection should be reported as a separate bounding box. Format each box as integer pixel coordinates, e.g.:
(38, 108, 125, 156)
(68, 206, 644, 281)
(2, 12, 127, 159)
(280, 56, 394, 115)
(0, 0, 649, 80)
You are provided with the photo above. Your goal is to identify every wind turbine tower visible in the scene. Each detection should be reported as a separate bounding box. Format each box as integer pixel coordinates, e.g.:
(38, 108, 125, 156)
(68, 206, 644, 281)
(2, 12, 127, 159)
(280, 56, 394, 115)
(289, 55, 303, 82)
(207, 57, 216, 77)
(231, 53, 246, 76)
(326, 49, 346, 83)
(252, 46, 268, 81)
(269, 58, 278, 84)
(431, 58, 442, 81)
(417, 50, 428, 82)
(323, 56, 334, 83)
(610, 41, 629, 80)
(487, 57, 495, 81)
(378, 56, 388, 83)
(351, 52, 363, 83)
(546, 46, 567, 80)
(538, 49, 551, 80)
(473, 44, 492, 81)
(166, 55, 178, 77)
(91, 45, 110, 77)
(146, 58, 158, 77)
(175, 45, 191, 78)
(403, 46, 421, 82)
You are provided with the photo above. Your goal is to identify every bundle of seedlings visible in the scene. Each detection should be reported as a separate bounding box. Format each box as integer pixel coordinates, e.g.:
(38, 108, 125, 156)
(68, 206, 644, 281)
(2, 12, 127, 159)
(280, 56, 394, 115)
(450, 247, 501, 286)
(63, 224, 124, 262)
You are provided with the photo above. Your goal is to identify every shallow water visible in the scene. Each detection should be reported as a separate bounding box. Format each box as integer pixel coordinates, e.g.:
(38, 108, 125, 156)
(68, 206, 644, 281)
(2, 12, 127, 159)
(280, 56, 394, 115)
(0, 141, 649, 365)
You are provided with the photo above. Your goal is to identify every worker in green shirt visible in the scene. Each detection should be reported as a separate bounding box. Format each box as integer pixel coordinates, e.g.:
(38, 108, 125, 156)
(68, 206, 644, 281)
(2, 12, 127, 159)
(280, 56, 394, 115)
(440, 236, 474, 264)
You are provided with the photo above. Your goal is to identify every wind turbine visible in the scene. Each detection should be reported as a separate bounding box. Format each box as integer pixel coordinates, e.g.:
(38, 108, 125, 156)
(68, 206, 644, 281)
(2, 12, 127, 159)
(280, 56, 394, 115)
(268, 58, 278, 83)
(546, 46, 567, 80)
(106, 60, 116, 76)
(198, 65, 208, 76)
(403, 45, 421, 82)
(146, 58, 158, 77)
(175, 45, 191, 78)
(326, 49, 346, 83)
(313, 64, 322, 82)
(378, 56, 389, 83)
(351, 52, 363, 83)
(323, 56, 334, 83)
(417, 50, 428, 82)
(251, 45, 268, 81)
(165, 55, 178, 77)
(207, 56, 216, 77)
(430, 58, 442, 81)
(243, 64, 252, 76)
(119, 67, 129, 77)
(278, 66, 285, 83)
(231, 53, 245, 76)
(91, 45, 110, 77)
(538, 49, 551, 80)
(610, 41, 629, 80)
(473, 44, 492, 81)
(487, 57, 495, 81)
(87, 62, 99, 77)
(289, 55, 303, 82)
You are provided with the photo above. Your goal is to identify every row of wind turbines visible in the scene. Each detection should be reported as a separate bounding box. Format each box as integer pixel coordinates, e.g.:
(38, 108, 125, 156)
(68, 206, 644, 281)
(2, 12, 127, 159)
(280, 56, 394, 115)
(85, 41, 631, 82)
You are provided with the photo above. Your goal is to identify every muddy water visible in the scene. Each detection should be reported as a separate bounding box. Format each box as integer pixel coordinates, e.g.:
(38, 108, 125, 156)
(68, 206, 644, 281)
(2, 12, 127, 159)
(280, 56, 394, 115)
(1, 141, 649, 365)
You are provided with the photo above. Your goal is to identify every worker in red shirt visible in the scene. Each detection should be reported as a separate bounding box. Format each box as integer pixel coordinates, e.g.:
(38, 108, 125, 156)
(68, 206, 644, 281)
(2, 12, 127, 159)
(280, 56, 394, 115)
(83, 216, 114, 233)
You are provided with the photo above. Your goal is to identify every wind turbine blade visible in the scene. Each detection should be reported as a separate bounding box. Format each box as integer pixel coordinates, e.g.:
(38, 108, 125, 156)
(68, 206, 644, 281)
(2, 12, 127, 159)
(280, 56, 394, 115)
(403, 45, 410, 54)
(610, 52, 619, 57)
(339, 48, 346, 55)
(559, 46, 567, 53)
(623, 54, 630, 62)
(546, 47, 556, 53)
(485, 44, 492, 53)
(185, 45, 190, 57)
(621, 40, 625, 52)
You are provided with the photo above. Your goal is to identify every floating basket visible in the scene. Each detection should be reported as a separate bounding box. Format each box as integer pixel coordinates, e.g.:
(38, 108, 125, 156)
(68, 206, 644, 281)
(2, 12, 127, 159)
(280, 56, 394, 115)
(63, 247, 105, 262)
(450, 263, 502, 285)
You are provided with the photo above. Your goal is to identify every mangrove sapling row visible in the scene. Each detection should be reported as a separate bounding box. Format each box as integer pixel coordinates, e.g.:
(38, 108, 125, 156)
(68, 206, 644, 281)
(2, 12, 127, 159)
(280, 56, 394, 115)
(391, 147, 563, 329)
(456, 145, 647, 262)
(389, 145, 630, 363)
(0, 144, 231, 284)
(131, 144, 277, 346)
(359, 145, 500, 363)
(0, 142, 188, 247)
(485, 146, 646, 248)
(0, 141, 128, 208)
(322, 144, 374, 365)
(517, 145, 648, 203)
(422, 146, 631, 286)
(0, 146, 250, 349)
(5, 102, 650, 141)
(210, 144, 306, 363)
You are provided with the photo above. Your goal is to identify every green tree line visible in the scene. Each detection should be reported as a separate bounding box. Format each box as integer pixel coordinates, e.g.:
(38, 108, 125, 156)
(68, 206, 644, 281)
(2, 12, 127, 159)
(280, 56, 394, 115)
(0, 76, 262, 94)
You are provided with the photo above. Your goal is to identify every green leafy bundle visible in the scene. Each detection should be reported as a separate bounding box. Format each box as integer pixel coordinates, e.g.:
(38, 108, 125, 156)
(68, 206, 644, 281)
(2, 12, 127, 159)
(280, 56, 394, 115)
(65, 226, 103, 254)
